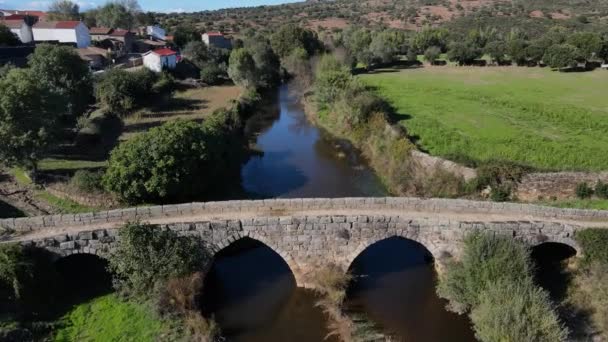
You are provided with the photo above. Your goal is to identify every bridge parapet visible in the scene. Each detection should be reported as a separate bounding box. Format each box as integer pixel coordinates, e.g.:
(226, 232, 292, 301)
(2, 197, 608, 234)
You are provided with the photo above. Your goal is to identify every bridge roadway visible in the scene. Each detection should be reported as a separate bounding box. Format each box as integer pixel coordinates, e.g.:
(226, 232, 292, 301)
(2, 197, 607, 286)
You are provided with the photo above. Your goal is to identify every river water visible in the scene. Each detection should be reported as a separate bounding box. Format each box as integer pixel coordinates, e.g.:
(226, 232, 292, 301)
(204, 84, 476, 341)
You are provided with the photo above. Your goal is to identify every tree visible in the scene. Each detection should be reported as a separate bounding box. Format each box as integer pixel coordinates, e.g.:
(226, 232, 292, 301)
(544, 44, 582, 69)
(182, 41, 229, 84)
(484, 41, 507, 65)
(342, 27, 373, 67)
(507, 39, 529, 66)
(47, 0, 79, 21)
(172, 24, 199, 49)
(28, 44, 93, 117)
(447, 41, 481, 65)
(270, 24, 321, 58)
(103, 120, 230, 203)
(95, 68, 156, 115)
(0, 24, 19, 46)
(369, 30, 402, 65)
(0, 68, 64, 172)
(96, 2, 133, 29)
(424, 46, 441, 64)
(412, 26, 448, 53)
(228, 48, 258, 88)
(567, 32, 603, 61)
(245, 37, 281, 88)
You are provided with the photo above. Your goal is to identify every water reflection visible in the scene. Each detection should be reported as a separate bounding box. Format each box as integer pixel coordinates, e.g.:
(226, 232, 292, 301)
(241, 84, 387, 198)
(347, 237, 476, 342)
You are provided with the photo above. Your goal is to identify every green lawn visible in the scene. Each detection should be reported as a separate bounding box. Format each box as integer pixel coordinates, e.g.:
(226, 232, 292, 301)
(54, 294, 171, 342)
(536, 199, 608, 211)
(360, 67, 608, 171)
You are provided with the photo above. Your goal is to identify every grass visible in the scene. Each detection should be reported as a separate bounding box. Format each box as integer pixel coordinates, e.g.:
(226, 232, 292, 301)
(121, 85, 241, 141)
(536, 199, 608, 210)
(38, 159, 107, 172)
(360, 67, 608, 171)
(34, 192, 95, 214)
(54, 294, 171, 342)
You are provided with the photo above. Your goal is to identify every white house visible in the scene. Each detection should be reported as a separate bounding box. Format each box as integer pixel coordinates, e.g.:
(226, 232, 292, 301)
(146, 25, 166, 40)
(143, 48, 177, 72)
(1, 19, 33, 43)
(32, 21, 90, 48)
(202, 31, 231, 49)
(602, 63, 608, 70)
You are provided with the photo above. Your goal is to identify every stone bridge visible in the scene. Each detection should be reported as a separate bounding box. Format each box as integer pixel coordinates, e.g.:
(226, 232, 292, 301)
(2, 198, 608, 287)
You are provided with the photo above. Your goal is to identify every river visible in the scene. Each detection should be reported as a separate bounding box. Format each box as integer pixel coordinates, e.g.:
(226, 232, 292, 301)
(203, 85, 477, 341)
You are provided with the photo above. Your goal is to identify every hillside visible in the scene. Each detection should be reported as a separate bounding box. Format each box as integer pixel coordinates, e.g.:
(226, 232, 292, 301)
(154, 0, 608, 35)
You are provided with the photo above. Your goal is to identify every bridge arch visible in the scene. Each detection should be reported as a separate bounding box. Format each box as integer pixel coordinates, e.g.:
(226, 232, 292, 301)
(345, 236, 436, 273)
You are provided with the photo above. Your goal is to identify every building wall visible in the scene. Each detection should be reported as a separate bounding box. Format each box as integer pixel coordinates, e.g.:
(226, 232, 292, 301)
(143, 53, 162, 72)
(74, 23, 90, 48)
(9, 24, 33, 43)
(146, 26, 165, 40)
(32, 23, 90, 48)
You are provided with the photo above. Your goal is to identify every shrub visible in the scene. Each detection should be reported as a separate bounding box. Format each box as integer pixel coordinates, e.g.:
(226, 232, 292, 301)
(595, 181, 608, 199)
(103, 120, 237, 204)
(108, 222, 211, 297)
(424, 46, 442, 64)
(437, 232, 533, 313)
(490, 185, 511, 202)
(69, 170, 103, 193)
(474, 160, 532, 191)
(95, 69, 157, 115)
(575, 229, 608, 266)
(575, 182, 593, 199)
(568, 263, 608, 339)
(543, 44, 582, 69)
(471, 280, 568, 342)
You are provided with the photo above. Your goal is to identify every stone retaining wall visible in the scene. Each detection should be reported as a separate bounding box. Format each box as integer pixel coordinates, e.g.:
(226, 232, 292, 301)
(2, 197, 608, 233)
(516, 172, 608, 201)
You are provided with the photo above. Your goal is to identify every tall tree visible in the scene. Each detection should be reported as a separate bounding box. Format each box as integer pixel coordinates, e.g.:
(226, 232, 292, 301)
(47, 0, 80, 21)
(270, 24, 321, 58)
(0, 69, 64, 173)
(228, 48, 258, 89)
(96, 1, 138, 29)
(28, 44, 93, 117)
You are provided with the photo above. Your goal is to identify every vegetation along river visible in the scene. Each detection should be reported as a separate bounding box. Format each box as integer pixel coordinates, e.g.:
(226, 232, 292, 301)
(202, 84, 477, 341)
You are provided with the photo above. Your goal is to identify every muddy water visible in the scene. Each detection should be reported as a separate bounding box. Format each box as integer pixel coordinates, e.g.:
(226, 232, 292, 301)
(204, 85, 476, 341)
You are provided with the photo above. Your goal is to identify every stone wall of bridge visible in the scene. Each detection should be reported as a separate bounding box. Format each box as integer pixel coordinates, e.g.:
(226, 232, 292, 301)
(20, 213, 580, 288)
(2, 197, 608, 233)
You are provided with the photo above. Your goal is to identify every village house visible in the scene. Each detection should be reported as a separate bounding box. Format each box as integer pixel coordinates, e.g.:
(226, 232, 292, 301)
(90, 27, 135, 55)
(76, 46, 110, 70)
(202, 31, 232, 49)
(0, 9, 47, 21)
(1, 19, 33, 43)
(33, 21, 90, 48)
(143, 48, 177, 72)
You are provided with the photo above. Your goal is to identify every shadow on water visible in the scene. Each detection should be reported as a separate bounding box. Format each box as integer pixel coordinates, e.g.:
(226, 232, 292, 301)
(346, 237, 476, 342)
(531, 242, 577, 302)
(201, 238, 334, 342)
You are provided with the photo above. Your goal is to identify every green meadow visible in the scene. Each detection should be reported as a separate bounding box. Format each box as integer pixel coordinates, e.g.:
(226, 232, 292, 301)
(360, 67, 608, 171)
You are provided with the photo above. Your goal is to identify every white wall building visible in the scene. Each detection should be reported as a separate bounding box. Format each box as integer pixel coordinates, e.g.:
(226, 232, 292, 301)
(202, 32, 232, 49)
(1, 19, 33, 43)
(32, 21, 90, 48)
(143, 48, 177, 72)
(146, 25, 166, 40)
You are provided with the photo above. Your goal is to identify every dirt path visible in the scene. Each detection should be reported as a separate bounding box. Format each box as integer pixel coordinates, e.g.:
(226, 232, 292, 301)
(0, 169, 56, 217)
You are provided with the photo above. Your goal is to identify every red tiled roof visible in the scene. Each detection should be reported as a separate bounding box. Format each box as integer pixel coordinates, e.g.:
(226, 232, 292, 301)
(34, 20, 81, 29)
(4, 14, 26, 20)
(152, 48, 176, 56)
(109, 29, 130, 37)
(1, 19, 24, 29)
(90, 27, 112, 34)
(205, 31, 223, 37)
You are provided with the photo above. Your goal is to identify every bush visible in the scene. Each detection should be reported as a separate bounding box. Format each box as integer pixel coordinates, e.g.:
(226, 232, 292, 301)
(437, 232, 533, 313)
(108, 222, 211, 297)
(474, 160, 532, 191)
(575, 182, 593, 199)
(575, 229, 608, 266)
(424, 46, 442, 64)
(595, 181, 608, 199)
(471, 280, 568, 342)
(103, 120, 237, 204)
(544, 44, 582, 69)
(95, 69, 157, 116)
(69, 170, 103, 193)
(568, 263, 608, 339)
(490, 185, 511, 202)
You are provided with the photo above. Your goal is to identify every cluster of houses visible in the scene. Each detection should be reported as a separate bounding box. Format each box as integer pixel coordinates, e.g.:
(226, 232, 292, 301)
(0, 9, 233, 73)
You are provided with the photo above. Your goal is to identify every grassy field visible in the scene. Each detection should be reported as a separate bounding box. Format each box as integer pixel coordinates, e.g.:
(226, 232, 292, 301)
(54, 294, 172, 342)
(360, 67, 608, 171)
